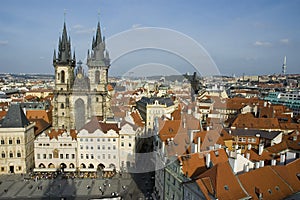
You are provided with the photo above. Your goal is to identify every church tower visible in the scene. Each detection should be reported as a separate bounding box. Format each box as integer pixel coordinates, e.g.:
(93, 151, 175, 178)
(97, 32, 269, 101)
(87, 21, 112, 119)
(52, 21, 76, 130)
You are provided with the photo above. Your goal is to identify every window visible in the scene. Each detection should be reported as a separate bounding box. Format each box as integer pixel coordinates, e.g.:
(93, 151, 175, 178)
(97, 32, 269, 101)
(37, 154, 40, 159)
(108, 154, 111, 159)
(113, 145, 116, 150)
(97, 138, 100, 142)
(86, 154, 89, 159)
(49, 154, 52, 159)
(60, 103, 64, 109)
(86, 145, 89, 150)
(108, 146, 111, 150)
(102, 154, 105, 159)
(129, 143, 132, 147)
(80, 145, 83, 149)
(95, 70, 100, 84)
(91, 146, 94, 150)
(72, 154, 75, 159)
(91, 154, 94, 159)
(1, 152, 5, 158)
(90, 138, 93, 142)
(81, 154, 83, 159)
(238, 137, 246, 142)
(60, 154, 63, 159)
(17, 152, 21, 157)
(66, 154, 69, 159)
(97, 145, 100, 150)
(102, 145, 105, 150)
(102, 138, 105, 142)
(80, 138, 83, 142)
(16, 139, 20, 144)
(248, 138, 257, 143)
(113, 155, 116, 159)
(85, 138, 88, 142)
(224, 185, 229, 191)
(108, 138, 110, 142)
(113, 138, 116, 142)
(121, 136, 124, 139)
(1, 139, 4, 144)
(61, 70, 65, 83)
(121, 142, 124, 147)
(1, 167, 4, 172)
(9, 139, 12, 144)
(9, 152, 13, 158)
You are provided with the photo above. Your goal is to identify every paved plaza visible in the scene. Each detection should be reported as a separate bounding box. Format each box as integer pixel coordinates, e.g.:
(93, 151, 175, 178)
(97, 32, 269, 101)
(0, 172, 149, 200)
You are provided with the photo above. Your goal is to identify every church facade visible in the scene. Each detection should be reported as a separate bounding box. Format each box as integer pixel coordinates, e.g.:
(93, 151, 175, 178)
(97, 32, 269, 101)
(52, 21, 112, 130)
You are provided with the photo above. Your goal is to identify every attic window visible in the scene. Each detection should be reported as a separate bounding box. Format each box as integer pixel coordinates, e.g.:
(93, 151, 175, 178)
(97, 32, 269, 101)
(224, 185, 229, 190)
(169, 128, 173, 132)
(268, 189, 272, 194)
(275, 186, 280, 191)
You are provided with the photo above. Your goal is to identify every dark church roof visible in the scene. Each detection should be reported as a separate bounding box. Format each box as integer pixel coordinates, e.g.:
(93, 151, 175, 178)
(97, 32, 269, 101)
(1, 103, 30, 128)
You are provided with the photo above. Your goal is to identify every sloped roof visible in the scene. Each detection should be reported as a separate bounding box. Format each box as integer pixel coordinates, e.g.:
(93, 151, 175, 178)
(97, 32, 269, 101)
(29, 118, 51, 136)
(196, 162, 249, 200)
(80, 116, 120, 134)
(272, 159, 300, 192)
(238, 166, 294, 200)
(231, 113, 280, 129)
(1, 104, 30, 128)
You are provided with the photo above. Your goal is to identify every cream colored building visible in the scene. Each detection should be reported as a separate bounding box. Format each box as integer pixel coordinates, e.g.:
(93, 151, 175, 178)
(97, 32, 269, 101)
(34, 129, 77, 172)
(0, 104, 35, 174)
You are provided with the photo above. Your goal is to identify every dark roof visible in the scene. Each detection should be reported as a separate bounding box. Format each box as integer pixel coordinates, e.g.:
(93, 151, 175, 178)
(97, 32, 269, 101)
(138, 96, 174, 107)
(225, 128, 282, 140)
(1, 104, 30, 128)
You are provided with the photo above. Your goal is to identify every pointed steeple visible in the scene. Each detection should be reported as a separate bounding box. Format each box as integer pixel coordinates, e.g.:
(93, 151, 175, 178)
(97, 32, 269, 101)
(55, 21, 74, 66)
(53, 49, 57, 63)
(95, 21, 102, 45)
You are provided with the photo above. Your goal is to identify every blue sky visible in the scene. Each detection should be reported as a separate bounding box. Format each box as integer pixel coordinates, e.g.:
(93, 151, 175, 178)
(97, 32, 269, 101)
(0, 0, 299, 76)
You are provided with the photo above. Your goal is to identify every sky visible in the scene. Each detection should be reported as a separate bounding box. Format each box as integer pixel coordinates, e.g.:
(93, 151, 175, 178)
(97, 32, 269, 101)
(0, 0, 299, 76)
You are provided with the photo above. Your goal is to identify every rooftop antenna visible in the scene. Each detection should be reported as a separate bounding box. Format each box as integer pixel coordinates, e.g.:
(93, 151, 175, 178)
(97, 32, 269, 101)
(282, 56, 287, 75)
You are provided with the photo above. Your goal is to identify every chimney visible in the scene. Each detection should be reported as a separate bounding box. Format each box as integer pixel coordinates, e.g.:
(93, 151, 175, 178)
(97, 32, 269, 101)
(271, 159, 276, 166)
(246, 153, 250, 160)
(183, 118, 186, 128)
(244, 163, 249, 172)
(247, 144, 252, 150)
(259, 160, 264, 168)
(258, 144, 264, 156)
(161, 141, 165, 155)
(197, 137, 201, 152)
(255, 162, 260, 169)
(264, 101, 267, 107)
(206, 153, 211, 168)
(207, 126, 210, 131)
(280, 153, 286, 165)
(118, 121, 121, 129)
(194, 144, 198, 153)
(189, 131, 194, 144)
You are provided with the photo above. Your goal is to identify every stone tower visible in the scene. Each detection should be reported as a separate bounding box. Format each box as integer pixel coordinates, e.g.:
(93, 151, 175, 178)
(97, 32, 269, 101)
(87, 21, 112, 119)
(52, 21, 76, 130)
(52, 19, 113, 131)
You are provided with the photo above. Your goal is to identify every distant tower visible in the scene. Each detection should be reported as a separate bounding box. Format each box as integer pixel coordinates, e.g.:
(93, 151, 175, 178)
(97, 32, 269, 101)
(282, 56, 287, 75)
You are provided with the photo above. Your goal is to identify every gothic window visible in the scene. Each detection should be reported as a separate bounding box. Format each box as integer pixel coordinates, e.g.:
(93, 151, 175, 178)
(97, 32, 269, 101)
(61, 103, 64, 109)
(9, 151, 13, 158)
(66, 98, 69, 107)
(1, 139, 4, 144)
(58, 73, 60, 80)
(16, 138, 20, 144)
(17, 151, 21, 157)
(1, 152, 5, 158)
(95, 70, 100, 84)
(61, 70, 65, 83)
(96, 97, 99, 102)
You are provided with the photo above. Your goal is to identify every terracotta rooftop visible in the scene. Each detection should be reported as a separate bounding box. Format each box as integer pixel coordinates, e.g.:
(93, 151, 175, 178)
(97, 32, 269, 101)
(47, 129, 77, 140)
(231, 113, 280, 129)
(238, 166, 294, 200)
(196, 161, 249, 200)
(26, 109, 52, 124)
(29, 118, 51, 136)
(80, 116, 120, 134)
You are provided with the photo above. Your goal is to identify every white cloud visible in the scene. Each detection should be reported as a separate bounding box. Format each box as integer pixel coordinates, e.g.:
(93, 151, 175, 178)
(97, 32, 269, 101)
(72, 24, 84, 29)
(253, 41, 272, 47)
(0, 40, 8, 46)
(280, 38, 289, 44)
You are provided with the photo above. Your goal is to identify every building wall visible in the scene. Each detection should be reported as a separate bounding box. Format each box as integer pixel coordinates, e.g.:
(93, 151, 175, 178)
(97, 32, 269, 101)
(0, 124, 35, 174)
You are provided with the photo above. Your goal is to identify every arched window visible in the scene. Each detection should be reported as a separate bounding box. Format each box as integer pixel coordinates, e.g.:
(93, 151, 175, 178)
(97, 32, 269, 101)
(95, 70, 100, 84)
(61, 103, 64, 109)
(61, 70, 65, 83)
(9, 151, 13, 158)
(16, 138, 20, 144)
(1, 151, 5, 158)
(17, 151, 21, 157)
(8, 138, 12, 144)
(1, 139, 4, 144)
